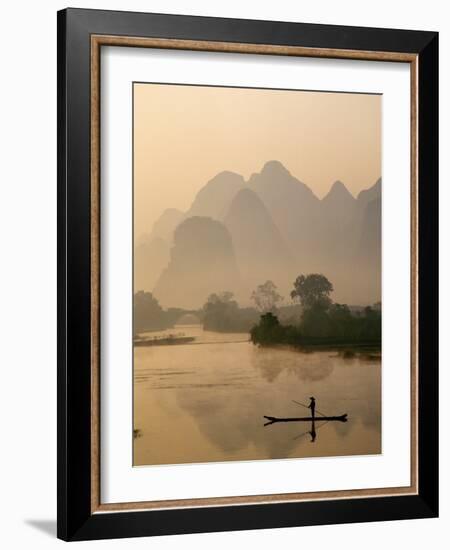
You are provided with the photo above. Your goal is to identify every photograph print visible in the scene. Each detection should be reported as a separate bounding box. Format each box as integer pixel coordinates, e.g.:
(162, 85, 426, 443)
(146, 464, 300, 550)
(133, 83, 382, 467)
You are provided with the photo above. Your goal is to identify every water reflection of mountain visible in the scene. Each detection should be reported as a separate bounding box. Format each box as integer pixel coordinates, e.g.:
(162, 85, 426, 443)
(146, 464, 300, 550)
(165, 347, 381, 461)
(175, 390, 305, 458)
(251, 347, 334, 383)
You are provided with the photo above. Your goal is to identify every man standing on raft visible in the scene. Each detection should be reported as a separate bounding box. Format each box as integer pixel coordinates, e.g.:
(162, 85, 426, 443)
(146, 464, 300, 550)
(308, 396, 316, 419)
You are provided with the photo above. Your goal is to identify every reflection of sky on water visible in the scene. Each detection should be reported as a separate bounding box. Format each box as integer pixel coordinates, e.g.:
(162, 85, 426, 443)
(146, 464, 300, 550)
(134, 329, 381, 466)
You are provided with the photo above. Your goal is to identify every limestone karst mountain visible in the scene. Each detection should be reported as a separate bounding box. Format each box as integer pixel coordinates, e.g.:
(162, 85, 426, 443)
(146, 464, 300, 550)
(224, 188, 294, 298)
(358, 196, 382, 264)
(357, 177, 381, 209)
(356, 179, 381, 264)
(248, 160, 320, 259)
(356, 195, 382, 302)
(317, 180, 358, 261)
(136, 161, 382, 307)
(322, 180, 356, 213)
(149, 208, 184, 242)
(153, 216, 241, 309)
(134, 236, 169, 292)
(316, 178, 381, 303)
(354, 178, 382, 236)
(134, 209, 183, 293)
(186, 171, 245, 221)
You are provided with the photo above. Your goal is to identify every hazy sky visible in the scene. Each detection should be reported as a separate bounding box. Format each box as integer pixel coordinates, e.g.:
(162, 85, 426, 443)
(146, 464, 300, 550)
(134, 83, 381, 238)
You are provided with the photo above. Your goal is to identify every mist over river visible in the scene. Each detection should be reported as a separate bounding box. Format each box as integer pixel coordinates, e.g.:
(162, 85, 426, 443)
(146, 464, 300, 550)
(134, 325, 381, 466)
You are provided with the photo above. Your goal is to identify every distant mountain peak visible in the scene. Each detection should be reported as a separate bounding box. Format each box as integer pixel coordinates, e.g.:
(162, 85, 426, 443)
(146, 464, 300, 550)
(323, 180, 355, 203)
(224, 185, 293, 286)
(366, 177, 381, 193)
(186, 171, 245, 221)
(260, 160, 291, 177)
(248, 160, 315, 198)
(150, 208, 185, 242)
(357, 177, 381, 202)
(153, 216, 240, 308)
(152, 207, 184, 223)
(331, 180, 346, 190)
(225, 188, 273, 224)
(209, 170, 245, 183)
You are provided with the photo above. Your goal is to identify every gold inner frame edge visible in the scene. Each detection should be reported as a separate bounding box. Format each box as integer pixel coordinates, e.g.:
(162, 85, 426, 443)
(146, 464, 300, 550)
(90, 34, 419, 514)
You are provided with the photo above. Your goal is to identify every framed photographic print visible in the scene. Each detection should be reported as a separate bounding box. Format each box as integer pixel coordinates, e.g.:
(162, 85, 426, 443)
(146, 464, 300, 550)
(57, 8, 438, 541)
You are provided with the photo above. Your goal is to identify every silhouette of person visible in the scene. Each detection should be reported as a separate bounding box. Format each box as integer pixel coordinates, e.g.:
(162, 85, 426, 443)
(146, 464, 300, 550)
(308, 396, 316, 419)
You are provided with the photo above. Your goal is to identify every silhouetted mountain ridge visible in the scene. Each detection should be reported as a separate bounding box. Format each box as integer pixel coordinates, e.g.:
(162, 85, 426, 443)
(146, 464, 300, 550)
(186, 171, 245, 220)
(322, 180, 356, 207)
(224, 188, 294, 299)
(150, 208, 184, 242)
(137, 161, 381, 307)
(153, 216, 240, 309)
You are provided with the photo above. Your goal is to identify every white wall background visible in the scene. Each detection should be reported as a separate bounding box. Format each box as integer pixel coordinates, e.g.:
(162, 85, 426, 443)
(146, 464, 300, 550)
(0, 1, 447, 548)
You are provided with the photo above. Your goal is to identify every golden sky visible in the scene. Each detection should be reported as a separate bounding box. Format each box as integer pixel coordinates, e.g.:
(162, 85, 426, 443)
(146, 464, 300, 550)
(134, 83, 381, 238)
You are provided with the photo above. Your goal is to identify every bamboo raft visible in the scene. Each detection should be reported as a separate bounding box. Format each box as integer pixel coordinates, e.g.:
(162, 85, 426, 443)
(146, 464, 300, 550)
(134, 335, 195, 347)
(263, 414, 348, 424)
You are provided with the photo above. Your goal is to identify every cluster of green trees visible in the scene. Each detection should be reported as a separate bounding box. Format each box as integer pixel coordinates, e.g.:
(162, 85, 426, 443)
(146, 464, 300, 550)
(203, 292, 258, 332)
(134, 289, 259, 335)
(134, 274, 381, 348)
(134, 291, 199, 334)
(134, 291, 172, 334)
(250, 274, 381, 348)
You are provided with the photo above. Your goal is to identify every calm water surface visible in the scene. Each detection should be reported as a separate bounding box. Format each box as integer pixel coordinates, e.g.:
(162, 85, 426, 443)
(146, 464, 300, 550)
(134, 325, 381, 466)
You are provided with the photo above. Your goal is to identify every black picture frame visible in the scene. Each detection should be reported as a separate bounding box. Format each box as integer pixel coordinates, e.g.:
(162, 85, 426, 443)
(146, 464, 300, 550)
(57, 7, 438, 541)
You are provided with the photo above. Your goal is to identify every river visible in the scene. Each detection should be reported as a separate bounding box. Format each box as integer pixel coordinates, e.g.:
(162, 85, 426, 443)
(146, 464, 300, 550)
(134, 325, 381, 466)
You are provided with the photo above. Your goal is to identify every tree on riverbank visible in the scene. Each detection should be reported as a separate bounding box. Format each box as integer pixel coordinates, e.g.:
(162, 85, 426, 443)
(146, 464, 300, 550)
(250, 312, 299, 346)
(203, 291, 258, 332)
(134, 291, 172, 333)
(251, 280, 283, 313)
(290, 274, 333, 310)
(251, 274, 381, 348)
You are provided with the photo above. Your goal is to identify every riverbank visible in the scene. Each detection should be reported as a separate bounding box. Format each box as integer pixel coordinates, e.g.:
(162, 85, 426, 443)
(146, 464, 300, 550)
(250, 310, 381, 351)
(252, 341, 381, 359)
